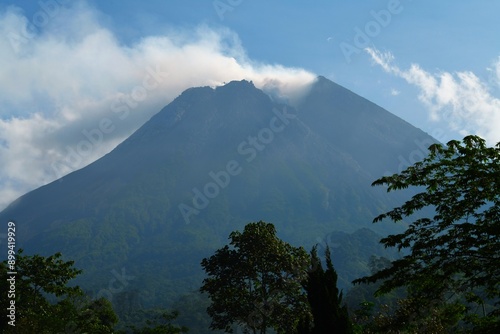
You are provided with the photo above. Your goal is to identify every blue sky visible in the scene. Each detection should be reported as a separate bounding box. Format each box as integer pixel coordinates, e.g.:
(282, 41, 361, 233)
(0, 0, 499, 209)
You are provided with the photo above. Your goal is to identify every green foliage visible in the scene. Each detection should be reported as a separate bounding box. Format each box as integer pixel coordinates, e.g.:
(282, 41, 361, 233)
(354, 135, 500, 330)
(352, 298, 465, 334)
(0, 249, 118, 333)
(465, 309, 500, 333)
(200, 221, 310, 333)
(300, 246, 353, 334)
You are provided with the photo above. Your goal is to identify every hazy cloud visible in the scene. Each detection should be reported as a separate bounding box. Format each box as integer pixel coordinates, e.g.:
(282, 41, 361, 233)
(0, 3, 316, 210)
(366, 47, 500, 144)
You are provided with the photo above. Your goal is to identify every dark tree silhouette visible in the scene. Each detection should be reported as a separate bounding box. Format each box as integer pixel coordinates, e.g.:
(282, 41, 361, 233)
(300, 246, 353, 334)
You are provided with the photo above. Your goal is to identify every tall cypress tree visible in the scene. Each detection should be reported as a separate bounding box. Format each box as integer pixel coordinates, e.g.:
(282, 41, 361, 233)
(301, 246, 353, 334)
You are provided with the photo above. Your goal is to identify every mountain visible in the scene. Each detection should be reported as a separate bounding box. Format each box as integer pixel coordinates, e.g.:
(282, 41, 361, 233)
(0, 76, 436, 316)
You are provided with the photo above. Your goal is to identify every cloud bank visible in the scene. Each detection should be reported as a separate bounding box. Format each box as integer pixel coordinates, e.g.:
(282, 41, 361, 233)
(0, 2, 316, 210)
(365, 47, 500, 144)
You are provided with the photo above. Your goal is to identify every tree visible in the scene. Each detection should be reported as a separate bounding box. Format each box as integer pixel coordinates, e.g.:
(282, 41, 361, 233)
(200, 221, 310, 333)
(300, 246, 353, 334)
(1, 249, 118, 333)
(354, 135, 500, 330)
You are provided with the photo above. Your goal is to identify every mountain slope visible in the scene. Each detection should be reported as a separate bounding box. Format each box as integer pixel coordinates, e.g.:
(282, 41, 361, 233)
(0, 77, 436, 309)
(298, 76, 436, 178)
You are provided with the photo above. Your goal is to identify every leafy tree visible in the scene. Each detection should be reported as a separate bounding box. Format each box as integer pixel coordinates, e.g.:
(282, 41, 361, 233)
(300, 246, 353, 334)
(200, 221, 310, 333)
(1, 249, 118, 333)
(354, 135, 500, 330)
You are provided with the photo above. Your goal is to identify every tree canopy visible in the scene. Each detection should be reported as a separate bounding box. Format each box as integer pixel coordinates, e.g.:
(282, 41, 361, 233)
(200, 221, 311, 333)
(300, 246, 353, 334)
(354, 135, 500, 330)
(0, 249, 118, 333)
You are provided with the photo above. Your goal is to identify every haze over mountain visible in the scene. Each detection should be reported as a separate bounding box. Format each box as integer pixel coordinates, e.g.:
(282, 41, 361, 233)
(0, 76, 436, 312)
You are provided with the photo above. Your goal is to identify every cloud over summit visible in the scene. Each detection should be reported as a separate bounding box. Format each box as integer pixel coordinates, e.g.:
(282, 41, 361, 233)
(0, 3, 316, 210)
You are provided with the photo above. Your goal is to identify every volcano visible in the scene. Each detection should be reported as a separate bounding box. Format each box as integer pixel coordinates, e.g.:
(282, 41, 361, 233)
(0, 76, 436, 314)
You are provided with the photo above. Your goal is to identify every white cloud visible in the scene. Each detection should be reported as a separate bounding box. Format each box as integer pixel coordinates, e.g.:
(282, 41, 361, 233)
(365, 47, 500, 144)
(0, 3, 316, 210)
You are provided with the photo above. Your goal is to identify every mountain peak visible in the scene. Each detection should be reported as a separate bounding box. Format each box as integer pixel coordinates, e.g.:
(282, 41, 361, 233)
(216, 79, 256, 90)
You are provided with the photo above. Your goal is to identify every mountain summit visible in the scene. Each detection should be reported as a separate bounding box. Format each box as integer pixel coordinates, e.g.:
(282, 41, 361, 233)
(0, 76, 436, 308)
